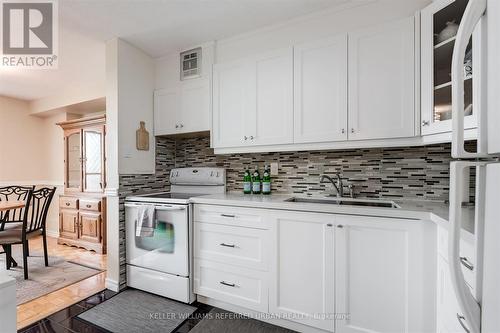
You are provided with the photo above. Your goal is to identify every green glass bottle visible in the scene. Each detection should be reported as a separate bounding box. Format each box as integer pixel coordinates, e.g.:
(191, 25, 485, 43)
(252, 167, 261, 194)
(243, 168, 252, 194)
(262, 165, 271, 195)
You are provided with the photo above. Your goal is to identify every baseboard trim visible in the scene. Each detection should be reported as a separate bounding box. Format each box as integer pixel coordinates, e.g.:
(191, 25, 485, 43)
(105, 278, 119, 292)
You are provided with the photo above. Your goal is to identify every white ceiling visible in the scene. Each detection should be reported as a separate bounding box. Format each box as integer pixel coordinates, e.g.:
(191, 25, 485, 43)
(0, 0, 355, 102)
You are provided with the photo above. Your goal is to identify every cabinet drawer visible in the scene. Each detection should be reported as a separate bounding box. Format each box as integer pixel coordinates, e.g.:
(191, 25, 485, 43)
(60, 197, 78, 209)
(194, 204, 268, 229)
(194, 259, 268, 312)
(194, 222, 269, 271)
(79, 199, 101, 212)
(437, 226, 477, 294)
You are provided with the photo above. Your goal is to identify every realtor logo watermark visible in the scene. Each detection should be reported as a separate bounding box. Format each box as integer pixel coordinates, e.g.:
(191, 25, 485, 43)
(1, 0, 58, 68)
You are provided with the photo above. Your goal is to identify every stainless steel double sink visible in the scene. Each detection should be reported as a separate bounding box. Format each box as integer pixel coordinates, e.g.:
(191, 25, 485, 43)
(284, 196, 400, 209)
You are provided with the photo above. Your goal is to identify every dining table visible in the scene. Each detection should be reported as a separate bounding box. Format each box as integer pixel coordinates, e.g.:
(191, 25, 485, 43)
(0, 200, 25, 268)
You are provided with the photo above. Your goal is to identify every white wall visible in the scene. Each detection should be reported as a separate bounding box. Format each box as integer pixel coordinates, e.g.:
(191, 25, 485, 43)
(28, 27, 106, 115)
(0, 96, 65, 236)
(105, 38, 155, 291)
(155, 41, 215, 90)
(215, 0, 430, 63)
(117, 39, 155, 175)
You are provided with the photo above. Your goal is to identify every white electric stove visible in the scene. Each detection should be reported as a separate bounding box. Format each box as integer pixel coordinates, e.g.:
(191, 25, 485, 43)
(125, 167, 226, 303)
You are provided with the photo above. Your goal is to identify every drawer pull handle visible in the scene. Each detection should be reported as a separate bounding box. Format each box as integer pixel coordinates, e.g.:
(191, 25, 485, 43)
(219, 281, 236, 287)
(220, 214, 236, 218)
(220, 243, 236, 248)
(65, 202, 70, 206)
(460, 257, 474, 271)
(456, 314, 470, 333)
(86, 204, 92, 208)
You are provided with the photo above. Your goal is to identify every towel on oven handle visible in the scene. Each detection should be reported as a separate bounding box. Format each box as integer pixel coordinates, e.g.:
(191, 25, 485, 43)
(135, 205, 156, 237)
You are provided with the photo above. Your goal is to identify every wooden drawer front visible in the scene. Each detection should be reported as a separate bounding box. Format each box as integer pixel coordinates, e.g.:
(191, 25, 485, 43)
(194, 223, 269, 271)
(80, 199, 101, 212)
(60, 197, 78, 209)
(194, 259, 268, 312)
(194, 204, 268, 229)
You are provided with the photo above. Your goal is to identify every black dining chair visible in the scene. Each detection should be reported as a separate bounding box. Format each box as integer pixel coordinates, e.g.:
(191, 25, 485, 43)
(0, 187, 56, 279)
(0, 185, 34, 225)
(0, 186, 34, 268)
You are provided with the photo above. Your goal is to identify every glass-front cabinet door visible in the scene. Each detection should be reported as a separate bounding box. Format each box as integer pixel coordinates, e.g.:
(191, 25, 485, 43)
(64, 129, 82, 192)
(421, 0, 482, 136)
(62, 122, 106, 193)
(83, 126, 105, 192)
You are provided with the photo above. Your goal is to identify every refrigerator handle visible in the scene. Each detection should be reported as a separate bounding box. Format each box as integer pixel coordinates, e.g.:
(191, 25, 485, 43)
(449, 161, 483, 333)
(451, 0, 487, 159)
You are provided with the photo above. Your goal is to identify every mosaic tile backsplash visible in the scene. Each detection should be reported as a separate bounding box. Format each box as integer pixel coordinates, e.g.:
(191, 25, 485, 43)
(118, 135, 473, 287)
(174, 135, 472, 201)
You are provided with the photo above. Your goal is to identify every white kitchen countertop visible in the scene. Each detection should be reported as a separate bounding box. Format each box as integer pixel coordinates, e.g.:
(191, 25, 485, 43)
(190, 192, 476, 236)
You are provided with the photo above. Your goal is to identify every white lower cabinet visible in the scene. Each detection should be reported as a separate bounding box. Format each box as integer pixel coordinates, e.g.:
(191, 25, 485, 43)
(269, 211, 335, 332)
(334, 215, 430, 333)
(193, 205, 433, 333)
(437, 255, 470, 333)
(194, 259, 269, 312)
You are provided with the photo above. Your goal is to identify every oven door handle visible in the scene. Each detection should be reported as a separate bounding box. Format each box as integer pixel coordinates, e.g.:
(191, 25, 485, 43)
(124, 203, 186, 211)
(155, 206, 186, 211)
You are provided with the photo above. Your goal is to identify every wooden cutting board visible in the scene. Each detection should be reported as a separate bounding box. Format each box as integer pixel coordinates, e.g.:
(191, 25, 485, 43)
(136, 121, 149, 151)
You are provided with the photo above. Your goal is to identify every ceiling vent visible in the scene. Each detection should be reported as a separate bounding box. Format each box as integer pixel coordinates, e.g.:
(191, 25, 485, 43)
(180, 47, 202, 80)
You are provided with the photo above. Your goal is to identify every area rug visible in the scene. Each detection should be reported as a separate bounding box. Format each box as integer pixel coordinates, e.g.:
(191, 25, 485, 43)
(190, 308, 297, 333)
(0, 246, 102, 305)
(77, 289, 197, 333)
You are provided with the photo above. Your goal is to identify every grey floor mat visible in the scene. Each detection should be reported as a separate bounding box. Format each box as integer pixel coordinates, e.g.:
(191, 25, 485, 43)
(190, 308, 297, 333)
(77, 289, 196, 333)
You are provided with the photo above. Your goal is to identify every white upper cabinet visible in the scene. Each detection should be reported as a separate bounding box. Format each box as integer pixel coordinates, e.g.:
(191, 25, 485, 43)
(421, 0, 479, 136)
(294, 35, 348, 143)
(348, 16, 415, 141)
(154, 44, 213, 136)
(252, 48, 293, 146)
(154, 79, 211, 136)
(154, 88, 179, 135)
(212, 47, 293, 148)
(212, 60, 252, 148)
(179, 78, 211, 133)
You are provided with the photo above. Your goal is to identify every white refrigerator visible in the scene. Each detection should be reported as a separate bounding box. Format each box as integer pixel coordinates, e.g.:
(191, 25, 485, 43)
(448, 1, 500, 333)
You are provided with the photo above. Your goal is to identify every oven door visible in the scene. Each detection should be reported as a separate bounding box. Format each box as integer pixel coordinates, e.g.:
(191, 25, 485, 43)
(125, 202, 189, 277)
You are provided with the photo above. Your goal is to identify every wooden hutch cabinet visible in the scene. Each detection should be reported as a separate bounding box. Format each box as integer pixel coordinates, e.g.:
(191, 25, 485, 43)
(57, 115, 107, 254)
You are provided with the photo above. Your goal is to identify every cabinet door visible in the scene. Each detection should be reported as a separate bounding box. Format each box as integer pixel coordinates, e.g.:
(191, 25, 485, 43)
(179, 78, 210, 133)
(64, 129, 82, 192)
(437, 255, 470, 333)
(250, 48, 293, 146)
(212, 60, 252, 148)
(154, 88, 179, 135)
(294, 35, 348, 143)
(335, 215, 429, 333)
(348, 17, 415, 140)
(79, 211, 101, 243)
(269, 211, 335, 332)
(60, 209, 79, 239)
(82, 126, 105, 192)
(420, 0, 479, 136)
